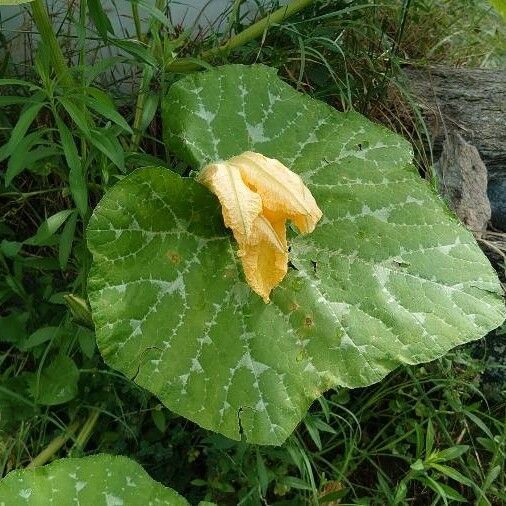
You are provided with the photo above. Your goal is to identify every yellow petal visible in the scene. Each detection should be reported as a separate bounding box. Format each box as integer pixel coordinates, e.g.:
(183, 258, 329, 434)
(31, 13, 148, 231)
(199, 151, 322, 303)
(239, 216, 288, 303)
(197, 161, 262, 241)
(228, 151, 323, 233)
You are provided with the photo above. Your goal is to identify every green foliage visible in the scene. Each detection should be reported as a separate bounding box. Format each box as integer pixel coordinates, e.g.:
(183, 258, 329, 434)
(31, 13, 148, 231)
(488, 0, 506, 19)
(87, 64, 504, 446)
(0, 454, 190, 505)
(1, 0, 505, 504)
(0, 0, 33, 4)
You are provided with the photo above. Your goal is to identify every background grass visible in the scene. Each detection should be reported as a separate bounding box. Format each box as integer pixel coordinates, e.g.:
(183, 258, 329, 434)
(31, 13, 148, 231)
(0, 1, 505, 504)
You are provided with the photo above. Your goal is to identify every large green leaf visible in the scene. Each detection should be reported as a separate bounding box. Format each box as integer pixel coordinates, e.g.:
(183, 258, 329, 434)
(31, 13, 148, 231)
(0, 454, 189, 505)
(87, 64, 505, 445)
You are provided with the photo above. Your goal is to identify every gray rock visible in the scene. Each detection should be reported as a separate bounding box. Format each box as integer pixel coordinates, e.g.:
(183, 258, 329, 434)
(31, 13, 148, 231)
(435, 132, 491, 231)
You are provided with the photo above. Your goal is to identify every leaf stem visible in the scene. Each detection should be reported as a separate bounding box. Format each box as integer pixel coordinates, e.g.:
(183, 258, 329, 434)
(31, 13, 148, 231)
(26, 419, 80, 468)
(166, 0, 315, 72)
(30, 0, 74, 87)
(71, 408, 101, 455)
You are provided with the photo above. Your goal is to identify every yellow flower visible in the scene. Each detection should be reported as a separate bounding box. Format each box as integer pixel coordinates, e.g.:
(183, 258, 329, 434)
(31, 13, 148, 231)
(198, 151, 322, 302)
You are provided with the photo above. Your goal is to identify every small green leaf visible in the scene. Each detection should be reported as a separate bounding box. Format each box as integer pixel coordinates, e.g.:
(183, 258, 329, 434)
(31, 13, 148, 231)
(425, 419, 435, 456)
(64, 293, 94, 329)
(420, 477, 450, 506)
(87, 0, 115, 38)
(0, 100, 45, 164)
(304, 417, 322, 450)
(464, 410, 494, 439)
(28, 355, 79, 405)
(0, 78, 36, 87)
(111, 39, 157, 67)
(88, 127, 125, 170)
(0, 312, 28, 344)
(5, 129, 47, 184)
(77, 327, 96, 358)
(256, 450, 269, 495)
(84, 94, 133, 133)
(488, 0, 506, 19)
(134, 0, 173, 29)
(426, 480, 467, 502)
(431, 445, 470, 463)
(139, 93, 159, 132)
(430, 463, 473, 487)
(25, 209, 74, 246)
(0, 96, 34, 106)
(58, 96, 90, 135)
(55, 114, 88, 217)
(151, 407, 167, 433)
(393, 482, 407, 505)
(0, 454, 189, 505)
(410, 459, 425, 471)
(21, 326, 63, 350)
(483, 464, 501, 490)
(278, 476, 313, 491)
(0, 377, 37, 430)
(59, 210, 78, 269)
(0, 239, 22, 257)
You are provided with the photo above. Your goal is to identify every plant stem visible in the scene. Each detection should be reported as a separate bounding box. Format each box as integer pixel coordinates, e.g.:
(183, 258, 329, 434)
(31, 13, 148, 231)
(130, 0, 165, 150)
(132, 2, 143, 42)
(26, 420, 80, 468)
(30, 0, 73, 87)
(205, 0, 314, 57)
(167, 0, 315, 72)
(71, 408, 101, 455)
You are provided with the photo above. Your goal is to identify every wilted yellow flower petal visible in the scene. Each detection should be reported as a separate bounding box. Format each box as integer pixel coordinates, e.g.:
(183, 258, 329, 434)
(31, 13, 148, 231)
(197, 161, 262, 240)
(198, 151, 322, 302)
(228, 152, 322, 234)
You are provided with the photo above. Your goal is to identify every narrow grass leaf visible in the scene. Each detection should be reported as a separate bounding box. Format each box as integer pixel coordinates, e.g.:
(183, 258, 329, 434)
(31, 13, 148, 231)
(87, 0, 115, 38)
(256, 450, 269, 496)
(139, 93, 159, 132)
(84, 95, 132, 133)
(426, 419, 435, 456)
(59, 210, 78, 269)
(56, 114, 88, 217)
(464, 411, 494, 439)
(134, 0, 173, 29)
(431, 445, 470, 462)
(0, 101, 45, 164)
(431, 463, 473, 486)
(89, 127, 125, 170)
(58, 96, 90, 136)
(111, 39, 157, 67)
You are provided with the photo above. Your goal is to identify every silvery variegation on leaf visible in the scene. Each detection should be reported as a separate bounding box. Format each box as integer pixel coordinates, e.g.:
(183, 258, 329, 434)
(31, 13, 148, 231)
(0, 454, 189, 505)
(87, 64, 505, 445)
